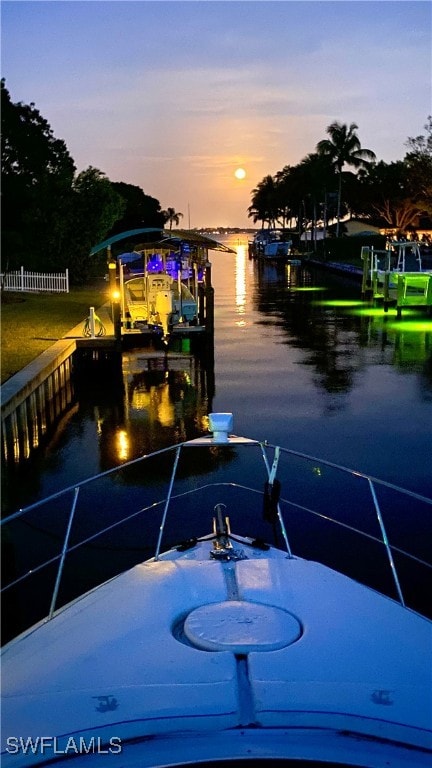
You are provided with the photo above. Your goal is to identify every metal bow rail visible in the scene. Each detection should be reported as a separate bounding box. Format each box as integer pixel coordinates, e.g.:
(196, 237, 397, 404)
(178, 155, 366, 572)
(2, 437, 431, 626)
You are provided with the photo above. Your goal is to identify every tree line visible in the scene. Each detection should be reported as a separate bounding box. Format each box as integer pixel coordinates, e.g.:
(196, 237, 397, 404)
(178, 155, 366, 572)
(1, 80, 184, 284)
(2, 78, 431, 284)
(248, 118, 432, 240)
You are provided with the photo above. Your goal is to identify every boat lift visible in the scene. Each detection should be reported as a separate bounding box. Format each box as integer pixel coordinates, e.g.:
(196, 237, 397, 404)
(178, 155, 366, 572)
(88, 228, 235, 345)
(361, 242, 432, 317)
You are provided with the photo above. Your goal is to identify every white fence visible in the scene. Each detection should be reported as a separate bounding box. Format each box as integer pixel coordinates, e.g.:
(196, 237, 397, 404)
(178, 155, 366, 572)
(0, 267, 69, 293)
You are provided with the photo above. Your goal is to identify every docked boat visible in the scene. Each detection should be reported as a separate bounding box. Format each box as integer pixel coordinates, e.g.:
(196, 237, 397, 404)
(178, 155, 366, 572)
(123, 273, 198, 339)
(1, 413, 432, 768)
(250, 230, 293, 260)
(262, 239, 293, 259)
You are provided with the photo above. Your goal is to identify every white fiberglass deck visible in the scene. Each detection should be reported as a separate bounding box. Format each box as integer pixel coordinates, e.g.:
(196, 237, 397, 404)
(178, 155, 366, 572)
(2, 543, 431, 767)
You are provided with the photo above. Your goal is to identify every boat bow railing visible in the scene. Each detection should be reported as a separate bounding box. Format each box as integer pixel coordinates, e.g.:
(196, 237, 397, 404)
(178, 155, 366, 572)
(2, 424, 431, 638)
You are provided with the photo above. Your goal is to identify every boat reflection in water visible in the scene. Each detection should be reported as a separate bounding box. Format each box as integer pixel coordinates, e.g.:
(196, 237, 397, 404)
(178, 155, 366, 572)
(1, 343, 215, 520)
(123, 349, 213, 451)
(87, 346, 215, 471)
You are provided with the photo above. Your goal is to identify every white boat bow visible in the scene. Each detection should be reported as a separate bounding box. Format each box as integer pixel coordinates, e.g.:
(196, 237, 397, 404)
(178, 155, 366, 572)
(2, 414, 432, 767)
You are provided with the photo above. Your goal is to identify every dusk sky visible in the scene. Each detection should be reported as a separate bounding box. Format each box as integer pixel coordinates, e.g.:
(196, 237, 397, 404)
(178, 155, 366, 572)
(2, 1, 431, 228)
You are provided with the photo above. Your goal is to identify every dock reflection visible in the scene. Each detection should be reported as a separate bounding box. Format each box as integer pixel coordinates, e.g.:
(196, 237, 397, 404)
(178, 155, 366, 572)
(107, 350, 214, 465)
(1, 347, 215, 515)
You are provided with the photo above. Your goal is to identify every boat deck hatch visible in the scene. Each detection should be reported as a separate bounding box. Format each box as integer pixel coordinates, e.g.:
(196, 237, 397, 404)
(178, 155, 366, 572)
(183, 600, 301, 652)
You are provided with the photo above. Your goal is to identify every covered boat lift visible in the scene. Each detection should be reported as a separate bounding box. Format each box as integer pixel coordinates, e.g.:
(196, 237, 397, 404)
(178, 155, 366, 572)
(89, 228, 235, 345)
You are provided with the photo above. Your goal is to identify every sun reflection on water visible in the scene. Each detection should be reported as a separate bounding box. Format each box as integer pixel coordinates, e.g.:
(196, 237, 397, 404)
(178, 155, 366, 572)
(235, 244, 247, 326)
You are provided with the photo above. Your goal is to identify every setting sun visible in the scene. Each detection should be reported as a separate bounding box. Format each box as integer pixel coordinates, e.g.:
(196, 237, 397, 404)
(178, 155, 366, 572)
(234, 168, 246, 179)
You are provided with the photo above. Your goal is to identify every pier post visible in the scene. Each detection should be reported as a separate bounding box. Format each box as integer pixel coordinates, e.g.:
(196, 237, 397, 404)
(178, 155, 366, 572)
(108, 259, 122, 343)
(361, 246, 371, 298)
(396, 276, 404, 319)
(383, 272, 390, 313)
(204, 261, 214, 339)
(89, 307, 96, 338)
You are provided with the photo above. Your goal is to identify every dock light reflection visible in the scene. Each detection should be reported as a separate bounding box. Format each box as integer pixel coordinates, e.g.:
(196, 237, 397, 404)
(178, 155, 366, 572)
(290, 286, 327, 292)
(116, 429, 130, 462)
(348, 307, 399, 318)
(313, 301, 431, 326)
(313, 299, 365, 307)
(387, 320, 432, 333)
(95, 407, 103, 436)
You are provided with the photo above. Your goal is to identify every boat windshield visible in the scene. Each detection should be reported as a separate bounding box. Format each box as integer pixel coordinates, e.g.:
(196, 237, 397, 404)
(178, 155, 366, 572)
(169, 281, 195, 301)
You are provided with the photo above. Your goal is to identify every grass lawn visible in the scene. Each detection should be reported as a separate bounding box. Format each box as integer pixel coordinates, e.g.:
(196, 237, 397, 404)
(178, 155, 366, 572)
(1, 284, 110, 384)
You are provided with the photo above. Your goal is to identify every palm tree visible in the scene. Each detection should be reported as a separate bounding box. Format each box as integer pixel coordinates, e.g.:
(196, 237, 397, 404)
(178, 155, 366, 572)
(162, 207, 183, 230)
(248, 175, 282, 229)
(316, 122, 376, 236)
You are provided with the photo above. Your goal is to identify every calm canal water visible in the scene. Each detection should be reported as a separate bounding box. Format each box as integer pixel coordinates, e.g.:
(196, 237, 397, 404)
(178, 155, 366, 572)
(5, 233, 432, 506)
(2, 233, 432, 638)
